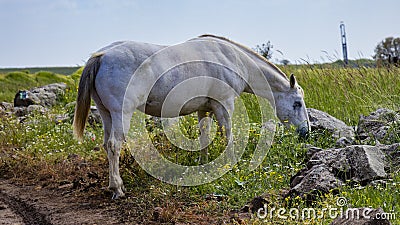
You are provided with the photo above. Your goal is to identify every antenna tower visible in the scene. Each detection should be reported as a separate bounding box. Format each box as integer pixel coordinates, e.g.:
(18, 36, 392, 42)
(340, 22, 348, 65)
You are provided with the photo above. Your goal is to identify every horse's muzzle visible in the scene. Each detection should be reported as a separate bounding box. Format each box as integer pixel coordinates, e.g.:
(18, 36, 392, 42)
(296, 121, 310, 138)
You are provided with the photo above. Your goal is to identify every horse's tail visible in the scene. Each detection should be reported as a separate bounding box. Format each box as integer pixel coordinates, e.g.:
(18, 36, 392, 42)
(73, 53, 103, 140)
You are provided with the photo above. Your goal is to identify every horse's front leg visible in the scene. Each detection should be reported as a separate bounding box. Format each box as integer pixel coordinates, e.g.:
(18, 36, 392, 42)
(198, 110, 213, 164)
(211, 98, 235, 161)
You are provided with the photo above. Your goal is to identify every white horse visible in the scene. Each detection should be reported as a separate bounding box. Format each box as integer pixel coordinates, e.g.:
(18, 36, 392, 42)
(73, 35, 310, 199)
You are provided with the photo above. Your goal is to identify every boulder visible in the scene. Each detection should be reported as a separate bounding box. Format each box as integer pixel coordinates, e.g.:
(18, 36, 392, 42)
(0, 102, 13, 115)
(13, 105, 48, 117)
(288, 165, 344, 203)
(377, 143, 400, 164)
(14, 83, 67, 107)
(305, 144, 324, 159)
(309, 145, 388, 184)
(88, 106, 102, 125)
(307, 108, 355, 146)
(357, 108, 400, 144)
(53, 104, 102, 125)
(330, 207, 391, 225)
(288, 145, 389, 202)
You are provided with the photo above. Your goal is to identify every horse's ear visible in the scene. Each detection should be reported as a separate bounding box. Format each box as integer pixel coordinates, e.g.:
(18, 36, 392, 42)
(290, 74, 296, 88)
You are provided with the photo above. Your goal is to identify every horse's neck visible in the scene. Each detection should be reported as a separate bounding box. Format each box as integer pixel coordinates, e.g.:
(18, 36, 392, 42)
(245, 53, 290, 93)
(196, 36, 290, 93)
(261, 65, 290, 92)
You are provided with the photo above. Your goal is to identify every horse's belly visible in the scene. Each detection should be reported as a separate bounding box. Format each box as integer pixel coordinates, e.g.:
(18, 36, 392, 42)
(137, 97, 210, 117)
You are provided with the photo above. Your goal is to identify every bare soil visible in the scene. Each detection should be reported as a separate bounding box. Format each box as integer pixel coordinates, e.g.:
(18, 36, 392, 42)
(0, 179, 121, 225)
(0, 147, 235, 225)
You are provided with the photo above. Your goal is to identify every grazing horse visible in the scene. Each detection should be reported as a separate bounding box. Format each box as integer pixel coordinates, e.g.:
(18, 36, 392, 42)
(73, 34, 310, 199)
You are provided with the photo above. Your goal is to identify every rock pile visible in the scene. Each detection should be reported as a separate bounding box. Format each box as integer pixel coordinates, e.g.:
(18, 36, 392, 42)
(357, 108, 400, 144)
(10, 83, 67, 117)
(14, 83, 67, 107)
(288, 145, 389, 202)
(287, 108, 399, 201)
(243, 108, 398, 224)
(1, 83, 101, 126)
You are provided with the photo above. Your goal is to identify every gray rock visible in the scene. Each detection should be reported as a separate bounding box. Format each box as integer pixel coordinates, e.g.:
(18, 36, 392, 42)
(345, 145, 388, 183)
(357, 108, 400, 144)
(330, 207, 391, 225)
(13, 105, 48, 117)
(307, 108, 355, 145)
(336, 136, 354, 147)
(52, 104, 101, 126)
(0, 102, 13, 115)
(309, 145, 388, 184)
(0, 102, 13, 111)
(377, 143, 400, 163)
(13, 83, 67, 107)
(305, 144, 324, 159)
(288, 165, 344, 202)
(88, 106, 102, 125)
(288, 145, 389, 202)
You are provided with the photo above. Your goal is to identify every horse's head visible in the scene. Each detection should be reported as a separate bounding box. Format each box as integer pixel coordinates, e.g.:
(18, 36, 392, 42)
(274, 74, 310, 137)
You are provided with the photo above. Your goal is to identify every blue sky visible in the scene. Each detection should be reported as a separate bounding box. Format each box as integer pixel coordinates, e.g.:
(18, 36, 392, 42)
(0, 0, 399, 67)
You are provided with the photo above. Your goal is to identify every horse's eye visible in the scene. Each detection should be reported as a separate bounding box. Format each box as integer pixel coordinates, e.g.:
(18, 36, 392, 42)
(293, 101, 302, 109)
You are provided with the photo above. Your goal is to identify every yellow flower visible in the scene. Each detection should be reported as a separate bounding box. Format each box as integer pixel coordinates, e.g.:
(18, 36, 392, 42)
(222, 164, 231, 170)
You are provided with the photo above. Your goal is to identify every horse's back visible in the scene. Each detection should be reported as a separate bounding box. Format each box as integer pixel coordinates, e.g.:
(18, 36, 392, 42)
(96, 41, 166, 76)
(93, 37, 250, 115)
(93, 41, 166, 111)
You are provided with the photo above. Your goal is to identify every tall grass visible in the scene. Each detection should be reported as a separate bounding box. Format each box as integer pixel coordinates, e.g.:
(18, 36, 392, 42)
(282, 66, 400, 125)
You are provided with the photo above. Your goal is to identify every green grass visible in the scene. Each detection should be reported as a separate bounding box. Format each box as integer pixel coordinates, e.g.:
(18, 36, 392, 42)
(0, 65, 399, 224)
(282, 65, 400, 125)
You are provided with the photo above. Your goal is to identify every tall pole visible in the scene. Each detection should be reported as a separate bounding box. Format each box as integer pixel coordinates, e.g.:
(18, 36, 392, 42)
(340, 22, 348, 65)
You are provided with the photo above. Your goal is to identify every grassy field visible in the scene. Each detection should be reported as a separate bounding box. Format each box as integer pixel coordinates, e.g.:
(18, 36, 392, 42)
(282, 65, 400, 125)
(0, 66, 81, 76)
(0, 70, 75, 102)
(0, 65, 399, 224)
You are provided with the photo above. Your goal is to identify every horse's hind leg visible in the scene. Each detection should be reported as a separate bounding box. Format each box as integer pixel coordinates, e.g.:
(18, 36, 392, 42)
(97, 107, 112, 151)
(106, 111, 126, 199)
(198, 110, 213, 164)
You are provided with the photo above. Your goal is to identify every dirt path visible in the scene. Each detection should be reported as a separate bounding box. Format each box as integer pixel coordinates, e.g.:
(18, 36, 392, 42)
(0, 195, 25, 225)
(0, 180, 121, 225)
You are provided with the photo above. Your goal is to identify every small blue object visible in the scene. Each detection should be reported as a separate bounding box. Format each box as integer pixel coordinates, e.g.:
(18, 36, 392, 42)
(19, 91, 27, 100)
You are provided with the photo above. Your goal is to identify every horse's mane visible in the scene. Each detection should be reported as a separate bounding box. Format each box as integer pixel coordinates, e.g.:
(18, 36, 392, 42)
(198, 34, 288, 81)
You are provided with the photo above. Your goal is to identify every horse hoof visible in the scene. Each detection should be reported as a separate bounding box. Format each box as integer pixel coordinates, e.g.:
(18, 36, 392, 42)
(112, 191, 125, 200)
(109, 186, 125, 200)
